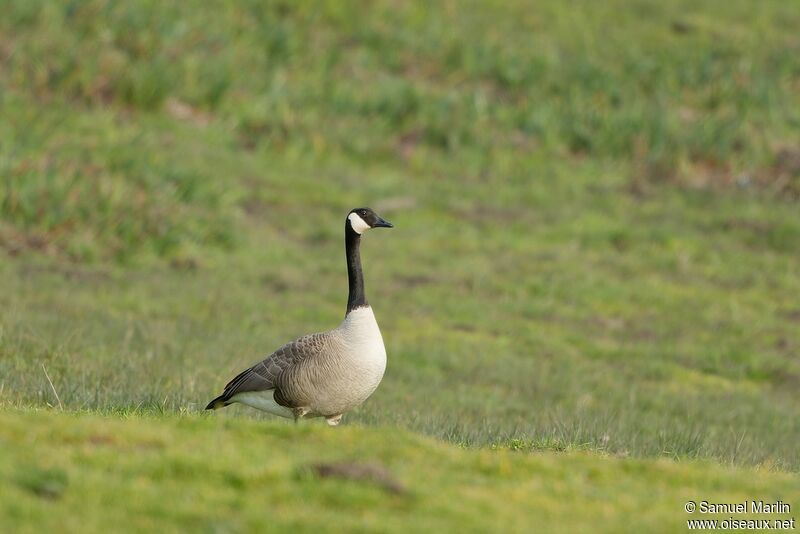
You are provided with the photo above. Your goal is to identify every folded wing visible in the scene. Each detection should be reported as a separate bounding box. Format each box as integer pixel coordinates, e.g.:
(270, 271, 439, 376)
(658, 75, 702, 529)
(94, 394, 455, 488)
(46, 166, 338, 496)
(205, 333, 327, 409)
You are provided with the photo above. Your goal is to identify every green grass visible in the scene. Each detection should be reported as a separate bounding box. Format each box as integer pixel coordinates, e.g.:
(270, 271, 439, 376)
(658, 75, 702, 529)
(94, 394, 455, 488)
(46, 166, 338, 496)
(1, 0, 799, 529)
(1, 409, 797, 533)
(2, 0, 799, 260)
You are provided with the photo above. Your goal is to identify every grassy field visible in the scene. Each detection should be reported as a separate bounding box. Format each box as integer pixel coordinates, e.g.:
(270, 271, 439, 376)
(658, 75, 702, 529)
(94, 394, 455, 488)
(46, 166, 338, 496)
(1, 409, 798, 533)
(1, 0, 799, 530)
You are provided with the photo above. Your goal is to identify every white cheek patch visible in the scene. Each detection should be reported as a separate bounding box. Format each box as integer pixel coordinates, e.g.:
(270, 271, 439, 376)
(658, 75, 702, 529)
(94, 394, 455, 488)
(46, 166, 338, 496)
(348, 213, 371, 234)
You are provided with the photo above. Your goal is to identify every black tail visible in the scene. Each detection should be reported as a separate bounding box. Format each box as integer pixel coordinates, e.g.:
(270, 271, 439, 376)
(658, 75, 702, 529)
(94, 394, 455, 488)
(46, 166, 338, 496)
(205, 395, 229, 410)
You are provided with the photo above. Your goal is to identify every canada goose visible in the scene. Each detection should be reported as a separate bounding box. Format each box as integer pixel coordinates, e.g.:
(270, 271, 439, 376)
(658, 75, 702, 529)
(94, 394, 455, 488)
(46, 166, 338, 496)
(205, 207, 393, 426)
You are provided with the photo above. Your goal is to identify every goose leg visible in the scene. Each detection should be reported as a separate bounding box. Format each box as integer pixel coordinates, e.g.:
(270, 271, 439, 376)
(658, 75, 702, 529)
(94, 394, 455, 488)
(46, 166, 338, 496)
(292, 406, 310, 424)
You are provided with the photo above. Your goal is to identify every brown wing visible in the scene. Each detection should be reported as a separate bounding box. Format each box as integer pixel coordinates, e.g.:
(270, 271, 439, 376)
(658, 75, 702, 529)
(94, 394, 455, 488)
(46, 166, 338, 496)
(210, 333, 327, 408)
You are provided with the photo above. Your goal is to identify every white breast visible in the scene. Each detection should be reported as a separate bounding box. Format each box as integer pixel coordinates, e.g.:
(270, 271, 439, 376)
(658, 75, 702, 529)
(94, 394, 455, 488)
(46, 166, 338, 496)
(309, 306, 386, 415)
(339, 306, 386, 360)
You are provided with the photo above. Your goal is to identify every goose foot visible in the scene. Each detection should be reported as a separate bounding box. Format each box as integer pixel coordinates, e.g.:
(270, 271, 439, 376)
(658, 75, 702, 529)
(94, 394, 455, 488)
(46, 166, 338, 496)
(325, 414, 343, 426)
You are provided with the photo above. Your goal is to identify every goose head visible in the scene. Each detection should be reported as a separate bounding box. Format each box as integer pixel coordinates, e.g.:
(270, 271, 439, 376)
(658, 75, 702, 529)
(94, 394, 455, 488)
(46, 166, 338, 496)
(347, 207, 394, 235)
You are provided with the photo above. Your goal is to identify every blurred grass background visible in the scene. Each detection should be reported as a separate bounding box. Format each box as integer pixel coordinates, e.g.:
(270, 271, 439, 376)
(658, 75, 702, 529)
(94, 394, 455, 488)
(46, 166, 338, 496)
(1, 0, 799, 481)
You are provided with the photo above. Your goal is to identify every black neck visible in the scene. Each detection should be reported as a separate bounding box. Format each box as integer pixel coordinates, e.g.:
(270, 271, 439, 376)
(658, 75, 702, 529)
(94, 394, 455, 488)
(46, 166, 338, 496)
(345, 222, 367, 314)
